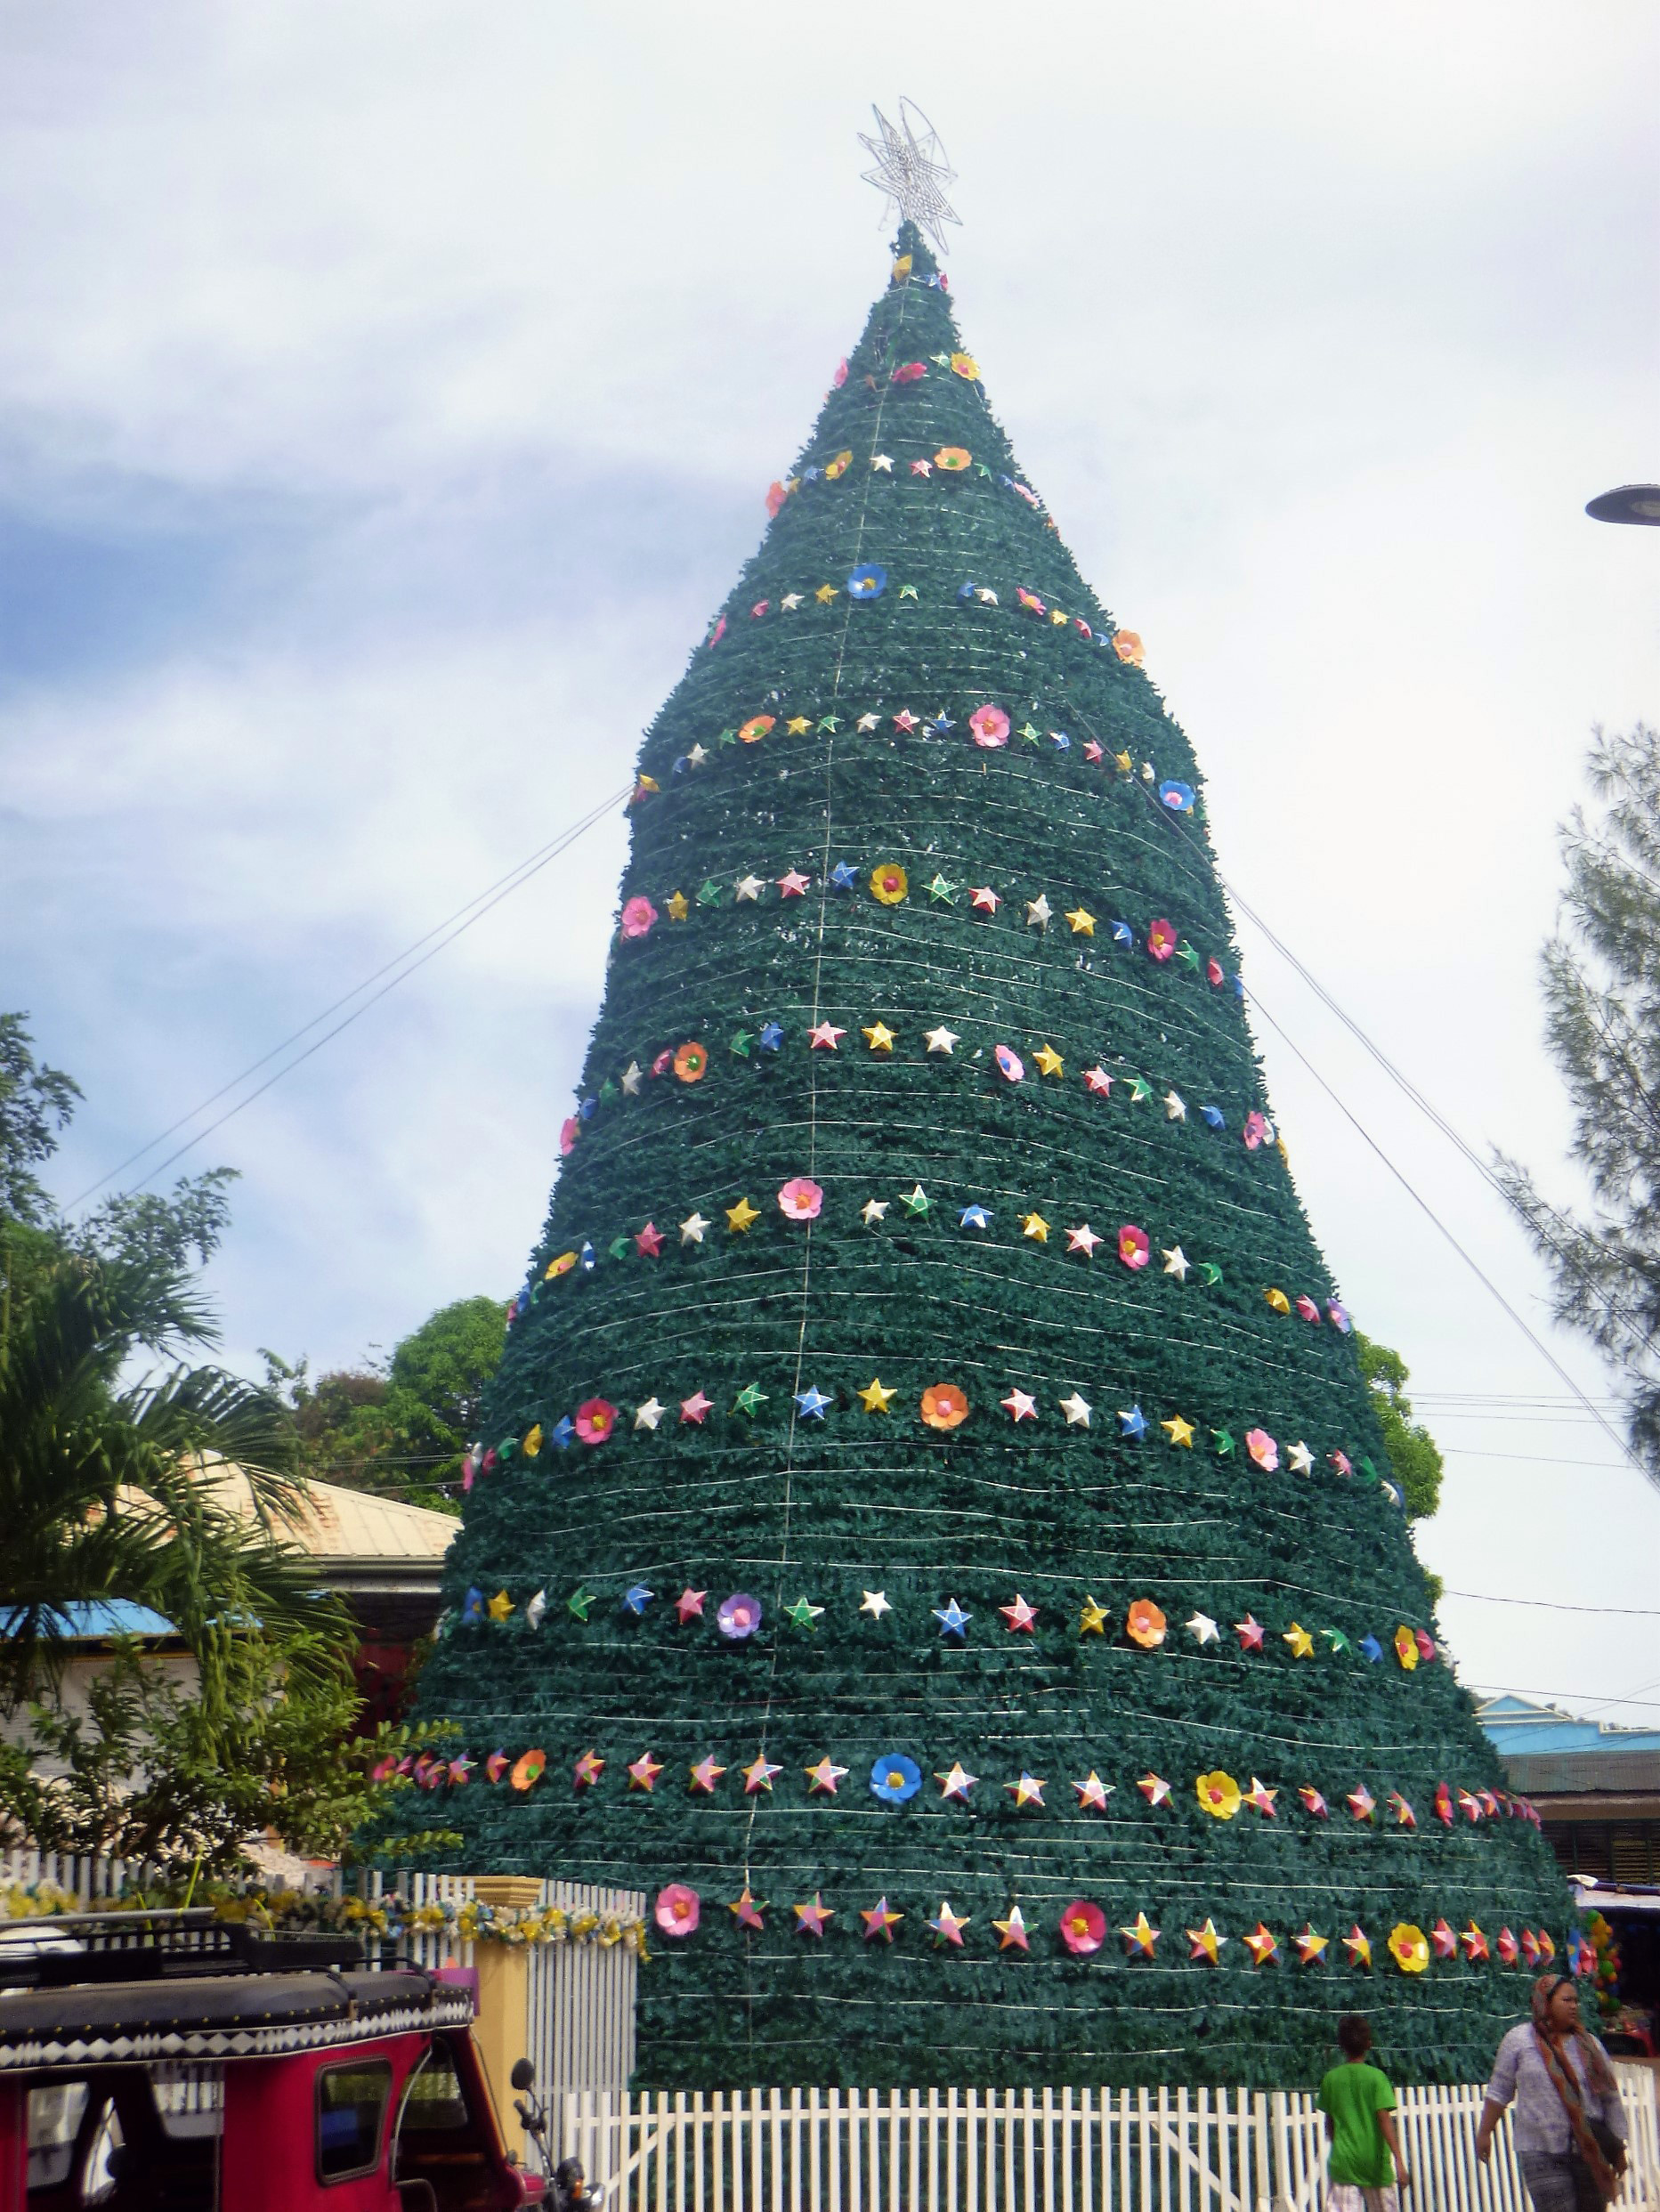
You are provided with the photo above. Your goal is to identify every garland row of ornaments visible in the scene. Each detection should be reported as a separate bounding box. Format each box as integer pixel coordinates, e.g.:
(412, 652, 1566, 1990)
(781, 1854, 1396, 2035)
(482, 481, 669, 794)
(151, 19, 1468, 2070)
(387, 1742, 1539, 1843)
(614, 870, 1221, 949)
(558, 1020, 1273, 1162)
(468, 1379, 1397, 1505)
(642, 1888, 1562, 1975)
(448, 1586, 1429, 1670)
(530, 1177, 1340, 1328)
(635, 710, 1187, 816)
(707, 571, 1141, 671)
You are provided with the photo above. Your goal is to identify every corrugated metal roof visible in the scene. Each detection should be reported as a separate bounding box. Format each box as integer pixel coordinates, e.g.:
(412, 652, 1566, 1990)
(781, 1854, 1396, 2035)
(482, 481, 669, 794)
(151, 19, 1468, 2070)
(196, 1458, 458, 1569)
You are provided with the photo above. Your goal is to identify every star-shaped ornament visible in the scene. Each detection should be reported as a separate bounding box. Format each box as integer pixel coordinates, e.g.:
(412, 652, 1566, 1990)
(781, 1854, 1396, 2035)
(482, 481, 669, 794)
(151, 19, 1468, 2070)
(785, 1595, 825, 1629)
(929, 1902, 970, 1948)
(525, 1591, 547, 1632)
(1033, 1044, 1065, 1077)
(621, 1584, 654, 1616)
(1235, 1615, 1265, 1652)
(1000, 1593, 1038, 1632)
(793, 1894, 833, 1936)
(573, 1750, 604, 1789)
(1246, 1778, 1278, 1817)
(1163, 1090, 1186, 1122)
(679, 1212, 710, 1245)
(1118, 1406, 1147, 1438)
(1187, 1919, 1226, 1965)
(1342, 1925, 1373, 1969)
(925, 1025, 959, 1054)
(1005, 1773, 1046, 1808)
(861, 1897, 903, 1941)
(854, 715, 879, 734)
(993, 1906, 1032, 1951)
(911, 458, 932, 477)
(1287, 1441, 1315, 1474)
(809, 1021, 845, 1049)
(733, 1382, 767, 1415)
(1138, 1773, 1171, 1807)
(1186, 1612, 1219, 1646)
(814, 585, 838, 604)
(970, 885, 1000, 914)
(793, 1386, 831, 1420)
(679, 1390, 713, 1424)
(806, 1756, 849, 1795)
(567, 1588, 596, 1621)
(675, 1588, 707, 1623)
(735, 875, 765, 903)
(627, 1754, 664, 1792)
(1460, 1922, 1490, 1963)
(730, 1887, 766, 1931)
(1073, 1771, 1113, 1812)
(1021, 1213, 1049, 1244)
(778, 869, 811, 898)
(689, 1756, 726, 1794)
(487, 1590, 514, 1622)
(1026, 895, 1052, 929)
(666, 891, 688, 921)
(1282, 1622, 1315, 1658)
(901, 1184, 929, 1216)
(935, 1762, 978, 1802)
(634, 1219, 662, 1256)
(860, 1199, 889, 1227)
(933, 1599, 972, 1637)
(892, 709, 919, 733)
(871, 453, 894, 472)
(857, 1378, 895, 1413)
(785, 717, 811, 736)
(976, 586, 999, 604)
(927, 873, 957, 903)
(1059, 1392, 1092, 1426)
(1243, 1924, 1279, 1967)
(741, 1754, 783, 1795)
(1079, 1596, 1111, 1637)
(779, 593, 803, 612)
(860, 1589, 892, 1619)
(959, 1203, 991, 1229)
(1347, 1787, 1376, 1820)
(1299, 1787, 1329, 1818)
(726, 1197, 759, 1232)
(863, 1022, 896, 1052)
(1121, 1913, 1160, 1957)
(1293, 1924, 1329, 1965)
(1162, 1414, 1195, 1448)
(1084, 1066, 1113, 1098)
(620, 1061, 644, 1097)
(1065, 907, 1096, 936)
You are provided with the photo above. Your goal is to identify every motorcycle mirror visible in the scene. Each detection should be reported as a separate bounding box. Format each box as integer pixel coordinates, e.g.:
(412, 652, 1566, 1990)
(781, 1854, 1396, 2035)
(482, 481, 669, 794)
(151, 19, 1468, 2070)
(510, 2057, 537, 2091)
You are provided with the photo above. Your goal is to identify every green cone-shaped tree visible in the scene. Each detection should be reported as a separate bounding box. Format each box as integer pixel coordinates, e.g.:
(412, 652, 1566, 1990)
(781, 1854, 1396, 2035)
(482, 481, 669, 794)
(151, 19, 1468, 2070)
(412, 223, 1566, 2088)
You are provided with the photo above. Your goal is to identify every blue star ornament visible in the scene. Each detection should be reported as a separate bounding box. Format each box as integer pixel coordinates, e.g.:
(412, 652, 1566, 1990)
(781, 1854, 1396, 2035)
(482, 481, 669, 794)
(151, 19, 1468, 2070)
(1117, 1405, 1148, 1438)
(551, 1415, 575, 1449)
(461, 1587, 486, 1625)
(758, 1021, 784, 1052)
(933, 1598, 973, 1638)
(1358, 1635, 1385, 1665)
(959, 1204, 992, 1230)
(795, 1385, 832, 1419)
(956, 580, 980, 602)
(1200, 1105, 1227, 1130)
(622, 1584, 654, 1616)
(847, 563, 887, 602)
(830, 862, 859, 891)
(1111, 920, 1134, 945)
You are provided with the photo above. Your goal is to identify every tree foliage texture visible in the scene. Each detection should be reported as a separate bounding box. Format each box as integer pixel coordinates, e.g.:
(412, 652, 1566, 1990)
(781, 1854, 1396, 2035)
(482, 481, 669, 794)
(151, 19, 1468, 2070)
(1354, 1333, 1444, 1522)
(1496, 724, 1660, 1481)
(409, 226, 1565, 2092)
(0, 1015, 370, 1868)
(263, 1294, 504, 1512)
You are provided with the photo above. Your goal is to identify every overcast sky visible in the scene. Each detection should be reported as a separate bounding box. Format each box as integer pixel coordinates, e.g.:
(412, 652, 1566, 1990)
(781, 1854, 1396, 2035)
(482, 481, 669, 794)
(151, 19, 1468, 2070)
(4, 2, 1657, 1724)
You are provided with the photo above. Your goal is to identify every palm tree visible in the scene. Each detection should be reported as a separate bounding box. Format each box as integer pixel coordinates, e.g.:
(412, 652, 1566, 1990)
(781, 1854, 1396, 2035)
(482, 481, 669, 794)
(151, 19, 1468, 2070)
(0, 1233, 348, 1712)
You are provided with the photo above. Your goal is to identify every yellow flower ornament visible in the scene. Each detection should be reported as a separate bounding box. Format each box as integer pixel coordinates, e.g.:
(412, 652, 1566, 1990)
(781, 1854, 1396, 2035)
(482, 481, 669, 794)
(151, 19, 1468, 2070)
(1195, 1770, 1242, 1820)
(1388, 1922, 1429, 1974)
(870, 862, 909, 906)
(950, 352, 979, 380)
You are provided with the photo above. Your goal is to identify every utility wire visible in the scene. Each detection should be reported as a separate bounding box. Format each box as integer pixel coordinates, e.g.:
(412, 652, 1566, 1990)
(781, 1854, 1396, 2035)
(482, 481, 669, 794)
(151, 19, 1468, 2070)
(74, 784, 631, 1203)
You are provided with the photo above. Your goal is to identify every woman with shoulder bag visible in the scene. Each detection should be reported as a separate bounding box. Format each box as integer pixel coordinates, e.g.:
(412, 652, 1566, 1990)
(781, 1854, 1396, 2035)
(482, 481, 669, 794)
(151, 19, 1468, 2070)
(1476, 1973, 1629, 2211)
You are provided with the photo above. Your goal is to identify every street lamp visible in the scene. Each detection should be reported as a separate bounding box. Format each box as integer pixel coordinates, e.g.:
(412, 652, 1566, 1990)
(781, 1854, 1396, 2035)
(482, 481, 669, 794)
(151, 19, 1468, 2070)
(1586, 484, 1660, 526)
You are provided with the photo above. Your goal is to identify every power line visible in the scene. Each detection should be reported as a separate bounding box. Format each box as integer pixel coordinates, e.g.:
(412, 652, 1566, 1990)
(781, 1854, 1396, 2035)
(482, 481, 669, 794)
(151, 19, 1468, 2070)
(79, 784, 631, 1202)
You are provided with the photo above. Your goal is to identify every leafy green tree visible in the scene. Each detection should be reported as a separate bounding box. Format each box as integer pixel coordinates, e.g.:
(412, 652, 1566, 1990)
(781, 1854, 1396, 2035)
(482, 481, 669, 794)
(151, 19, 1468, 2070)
(0, 1014, 80, 1224)
(1354, 1333, 1445, 1521)
(263, 1296, 505, 1514)
(1496, 723, 1660, 1480)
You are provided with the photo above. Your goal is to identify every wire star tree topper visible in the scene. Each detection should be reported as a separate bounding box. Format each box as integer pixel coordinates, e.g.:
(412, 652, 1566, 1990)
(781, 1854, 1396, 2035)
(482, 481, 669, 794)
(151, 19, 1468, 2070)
(858, 100, 961, 255)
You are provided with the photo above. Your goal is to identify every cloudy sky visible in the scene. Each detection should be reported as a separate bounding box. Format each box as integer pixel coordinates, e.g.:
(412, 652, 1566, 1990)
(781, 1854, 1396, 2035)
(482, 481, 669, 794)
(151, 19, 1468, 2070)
(4, 2, 1657, 1722)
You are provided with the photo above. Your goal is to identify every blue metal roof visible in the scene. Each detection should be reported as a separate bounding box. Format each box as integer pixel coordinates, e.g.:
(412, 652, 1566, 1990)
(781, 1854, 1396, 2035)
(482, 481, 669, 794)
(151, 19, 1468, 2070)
(1, 1600, 179, 1642)
(1478, 1692, 1660, 1757)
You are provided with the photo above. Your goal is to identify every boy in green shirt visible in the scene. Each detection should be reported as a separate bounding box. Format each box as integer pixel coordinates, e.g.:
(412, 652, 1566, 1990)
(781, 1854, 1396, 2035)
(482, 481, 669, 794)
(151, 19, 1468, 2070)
(1318, 2014, 1413, 2212)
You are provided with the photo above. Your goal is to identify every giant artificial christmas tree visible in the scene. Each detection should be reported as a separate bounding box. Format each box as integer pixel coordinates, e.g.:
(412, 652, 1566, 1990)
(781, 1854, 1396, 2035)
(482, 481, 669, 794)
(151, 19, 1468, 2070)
(410, 174, 1567, 2088)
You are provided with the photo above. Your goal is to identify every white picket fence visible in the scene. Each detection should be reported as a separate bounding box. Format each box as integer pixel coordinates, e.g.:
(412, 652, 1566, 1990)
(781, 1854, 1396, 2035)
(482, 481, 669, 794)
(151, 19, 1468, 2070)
(555, 2071, 1660, 2212)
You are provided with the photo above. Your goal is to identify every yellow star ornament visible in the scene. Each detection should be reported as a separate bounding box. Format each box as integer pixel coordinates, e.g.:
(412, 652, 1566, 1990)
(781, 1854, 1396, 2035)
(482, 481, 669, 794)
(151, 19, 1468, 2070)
(1032, 1045, 1065, 1077)
(814, 584, 838, 604)
(1282, 1622, 1316, 1659)
(487, 1590, 514, 1623)
(1065, 908, 1096, 937)
(1079, 1595, 1110, 1636)
(1162, 1414, 1195, 1448)
(666, 890, 689, 921)
(726, 1197, 760, 1233)
(786, 716, 811, 735)
(862, 1023, 896, 1052)
(857, 1377, 896, 1413)
(1021, 1212, 1049, 1243)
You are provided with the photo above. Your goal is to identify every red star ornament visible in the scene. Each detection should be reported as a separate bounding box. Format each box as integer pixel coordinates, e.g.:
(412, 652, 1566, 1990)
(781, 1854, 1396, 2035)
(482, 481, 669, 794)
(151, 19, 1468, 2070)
(1000, 1593, 1039, 1632)
(1243, 1924, 1279, 1968)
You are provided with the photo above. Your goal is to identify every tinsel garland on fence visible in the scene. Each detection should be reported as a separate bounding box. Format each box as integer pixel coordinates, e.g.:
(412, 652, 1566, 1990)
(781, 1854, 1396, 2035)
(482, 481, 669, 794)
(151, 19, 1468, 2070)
(405, 219, 1569, 2092)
